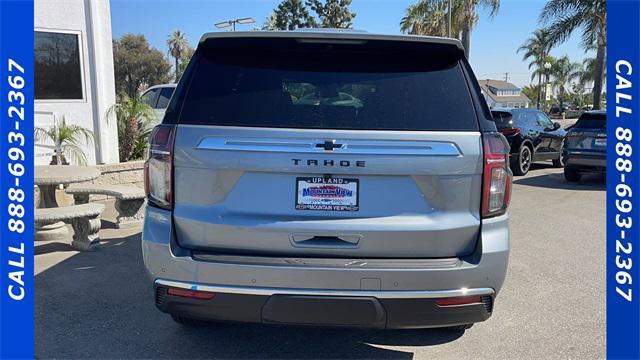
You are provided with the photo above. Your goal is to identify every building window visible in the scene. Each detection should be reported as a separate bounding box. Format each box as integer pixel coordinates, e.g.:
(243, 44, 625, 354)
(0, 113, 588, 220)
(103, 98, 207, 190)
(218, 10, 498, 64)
(35, 31, 83, 100)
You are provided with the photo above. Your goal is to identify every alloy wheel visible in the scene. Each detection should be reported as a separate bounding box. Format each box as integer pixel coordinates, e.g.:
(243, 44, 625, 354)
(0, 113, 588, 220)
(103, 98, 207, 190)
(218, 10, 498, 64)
(520, 147, 531, 174)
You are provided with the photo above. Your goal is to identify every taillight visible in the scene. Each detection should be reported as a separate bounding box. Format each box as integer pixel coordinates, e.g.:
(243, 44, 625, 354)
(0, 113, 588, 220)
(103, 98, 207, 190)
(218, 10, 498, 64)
(499, 127, 521, 136)
(481, 133, 512, 218)
(144, 124, 176, 210)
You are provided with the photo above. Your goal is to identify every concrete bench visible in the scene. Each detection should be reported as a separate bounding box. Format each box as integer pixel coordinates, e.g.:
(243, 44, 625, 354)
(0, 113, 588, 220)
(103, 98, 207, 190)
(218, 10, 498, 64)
(35, 203, 105, 251)
(66, 184, 146, 229)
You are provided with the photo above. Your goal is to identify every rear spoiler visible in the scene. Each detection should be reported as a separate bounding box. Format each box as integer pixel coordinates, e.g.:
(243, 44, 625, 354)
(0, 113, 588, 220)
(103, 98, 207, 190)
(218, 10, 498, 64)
(198, 30, 464, 53)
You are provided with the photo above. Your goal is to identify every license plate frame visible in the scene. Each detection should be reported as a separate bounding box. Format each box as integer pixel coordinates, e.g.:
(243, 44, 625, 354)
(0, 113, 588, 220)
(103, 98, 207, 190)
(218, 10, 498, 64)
(295, 176, 359, 211)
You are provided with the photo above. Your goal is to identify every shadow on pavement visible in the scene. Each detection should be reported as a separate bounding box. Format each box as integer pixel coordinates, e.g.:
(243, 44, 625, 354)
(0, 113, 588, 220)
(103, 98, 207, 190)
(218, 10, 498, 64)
(36, 232, 464, 359)
(35, 241, 76, 256)
(514, 165, 605, 191)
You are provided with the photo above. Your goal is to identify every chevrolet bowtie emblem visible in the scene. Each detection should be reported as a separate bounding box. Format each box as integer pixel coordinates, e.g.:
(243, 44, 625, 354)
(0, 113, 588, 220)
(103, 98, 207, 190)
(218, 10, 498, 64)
(315, 140, 343, 151)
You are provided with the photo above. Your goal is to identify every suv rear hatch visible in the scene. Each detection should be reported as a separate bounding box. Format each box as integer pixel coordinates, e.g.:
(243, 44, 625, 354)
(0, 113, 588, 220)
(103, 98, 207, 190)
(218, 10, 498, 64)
(167, 34, 485, 259)
(566, 112, 607, 151)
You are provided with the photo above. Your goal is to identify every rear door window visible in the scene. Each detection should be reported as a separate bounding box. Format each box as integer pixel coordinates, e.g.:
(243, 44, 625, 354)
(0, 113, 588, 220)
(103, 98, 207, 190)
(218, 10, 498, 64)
(141, 88, 158, 107)
(178, 40, 478, 131)
(156, 87, 174, 109)
(514, 111, 537, 128)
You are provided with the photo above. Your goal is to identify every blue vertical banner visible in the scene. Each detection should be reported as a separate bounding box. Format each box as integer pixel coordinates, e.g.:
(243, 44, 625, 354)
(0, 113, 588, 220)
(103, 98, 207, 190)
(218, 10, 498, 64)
(607, 0, 640, 359)
(0, 0, 35, 359)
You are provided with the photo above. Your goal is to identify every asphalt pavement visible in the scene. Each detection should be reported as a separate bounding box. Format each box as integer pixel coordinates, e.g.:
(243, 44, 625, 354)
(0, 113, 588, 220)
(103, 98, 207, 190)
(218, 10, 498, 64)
(35, 163, 605, 359)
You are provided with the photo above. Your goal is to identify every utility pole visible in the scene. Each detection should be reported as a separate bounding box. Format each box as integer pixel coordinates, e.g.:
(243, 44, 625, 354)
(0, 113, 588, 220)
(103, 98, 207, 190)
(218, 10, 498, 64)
(504, 72, 510, 82)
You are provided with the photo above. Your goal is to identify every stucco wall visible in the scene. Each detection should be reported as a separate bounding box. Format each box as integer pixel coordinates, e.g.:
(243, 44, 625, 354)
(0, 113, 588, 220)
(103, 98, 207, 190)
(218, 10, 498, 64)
(92, 161, 144, 189)
(34, 0, 119, 165)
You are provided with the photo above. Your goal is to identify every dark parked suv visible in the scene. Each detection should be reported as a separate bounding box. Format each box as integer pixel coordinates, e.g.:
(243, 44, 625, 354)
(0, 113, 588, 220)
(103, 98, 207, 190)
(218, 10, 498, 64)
(563, 110, 606, 182)
(143, 30, 511, 330)
(491, 108, 566, 175)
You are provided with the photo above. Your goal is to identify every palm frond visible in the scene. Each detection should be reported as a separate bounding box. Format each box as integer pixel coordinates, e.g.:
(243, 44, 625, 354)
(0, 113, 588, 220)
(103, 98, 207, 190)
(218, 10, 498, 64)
(34, 127, 50, 143)
(61, 143, 88, 166)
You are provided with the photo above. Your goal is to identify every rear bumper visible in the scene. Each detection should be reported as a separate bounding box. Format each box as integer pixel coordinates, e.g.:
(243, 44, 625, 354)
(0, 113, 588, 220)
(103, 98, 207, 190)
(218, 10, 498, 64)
(142, 206, 509, 328)
(154, 280, 494, 328)
(564, 150, 606, 170)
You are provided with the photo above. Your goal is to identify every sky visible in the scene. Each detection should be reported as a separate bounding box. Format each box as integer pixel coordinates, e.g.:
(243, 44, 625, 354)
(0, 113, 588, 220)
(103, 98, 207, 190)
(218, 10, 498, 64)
(110, 0, 587, 88)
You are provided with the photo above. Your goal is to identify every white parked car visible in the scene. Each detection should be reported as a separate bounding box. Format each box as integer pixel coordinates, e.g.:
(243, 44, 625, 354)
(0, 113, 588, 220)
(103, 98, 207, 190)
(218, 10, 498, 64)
(140, 83, 177, 126)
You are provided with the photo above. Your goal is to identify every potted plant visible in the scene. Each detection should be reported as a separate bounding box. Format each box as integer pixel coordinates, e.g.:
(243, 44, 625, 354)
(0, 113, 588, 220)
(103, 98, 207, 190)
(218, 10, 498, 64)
(34, 116, 94, 165)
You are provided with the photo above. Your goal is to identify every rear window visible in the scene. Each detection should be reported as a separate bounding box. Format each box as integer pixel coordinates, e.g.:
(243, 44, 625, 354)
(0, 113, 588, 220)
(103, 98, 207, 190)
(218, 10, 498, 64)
(490, 111, 513, 128)
(574, 112, 606, 129)
(177, 38, 478, 131)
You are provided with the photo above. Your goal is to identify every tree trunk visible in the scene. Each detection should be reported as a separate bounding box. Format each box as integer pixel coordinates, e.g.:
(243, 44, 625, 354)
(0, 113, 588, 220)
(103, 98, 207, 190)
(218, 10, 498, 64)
(461, 18, 472, 59)
(536, 74, 542, 109)
(175, 57, 179, 82)
(121, 116, 138, 162)
(592, 39, 606, 110)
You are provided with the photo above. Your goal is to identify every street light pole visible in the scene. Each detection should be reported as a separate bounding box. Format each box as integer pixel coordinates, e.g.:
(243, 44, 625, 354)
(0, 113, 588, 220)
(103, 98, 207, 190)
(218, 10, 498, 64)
(215, 17, 255, 31)
(448, 0, 452, 38)
(543, 62, 552, 111)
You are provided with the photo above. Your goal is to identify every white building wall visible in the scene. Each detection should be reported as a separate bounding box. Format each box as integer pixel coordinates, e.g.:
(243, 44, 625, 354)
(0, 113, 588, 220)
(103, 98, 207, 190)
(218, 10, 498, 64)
(34, 0, 118, 165)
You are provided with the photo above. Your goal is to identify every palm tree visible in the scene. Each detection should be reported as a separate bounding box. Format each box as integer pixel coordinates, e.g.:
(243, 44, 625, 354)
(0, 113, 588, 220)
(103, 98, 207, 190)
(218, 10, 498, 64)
(521, 84, 541, 108)
(540, 0, 606, 109)
(551, 55, 580, 112)
(460, 0, 500, 59)
(400, 0, 463, 37)
(579, 57, 603, 86)
(106, 95, 154, 162)
(34, 116, 94, 165)
(262, 12, 279, 30)
(517, 29, 553, 109)
(401, 0, 499, 58)
(167, 30, 189, 82)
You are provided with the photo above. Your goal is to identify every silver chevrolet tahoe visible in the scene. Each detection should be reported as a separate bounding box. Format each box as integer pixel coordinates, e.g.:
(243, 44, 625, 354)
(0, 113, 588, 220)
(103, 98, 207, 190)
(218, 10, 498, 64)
(142, 30, 511, 330)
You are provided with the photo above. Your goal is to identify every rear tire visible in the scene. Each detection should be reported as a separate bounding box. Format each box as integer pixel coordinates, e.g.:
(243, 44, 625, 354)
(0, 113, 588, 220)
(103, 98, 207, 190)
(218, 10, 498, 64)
(564, 166, 581, 182)
(552, 156, 564, 168)
(442, 324, 474, 331)
(511, 145, 532, 176)
(552, 141, 565, 168)
(171, 314, 206, 326)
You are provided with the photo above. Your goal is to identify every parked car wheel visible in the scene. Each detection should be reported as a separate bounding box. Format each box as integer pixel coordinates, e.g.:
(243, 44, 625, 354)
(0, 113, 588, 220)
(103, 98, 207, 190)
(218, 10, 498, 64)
(564, 166, 582, 182)
(511, 145, 532, 176)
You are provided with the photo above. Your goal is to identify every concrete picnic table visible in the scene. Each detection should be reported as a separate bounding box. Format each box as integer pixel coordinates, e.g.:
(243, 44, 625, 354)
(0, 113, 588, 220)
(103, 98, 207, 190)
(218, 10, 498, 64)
(34, 165, 101, 241)
(35, 165, 101, 208)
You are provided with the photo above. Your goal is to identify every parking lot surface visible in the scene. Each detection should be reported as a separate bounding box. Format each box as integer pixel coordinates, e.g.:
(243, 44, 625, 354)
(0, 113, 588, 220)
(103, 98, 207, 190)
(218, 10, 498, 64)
(35, 164, 605, 359)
